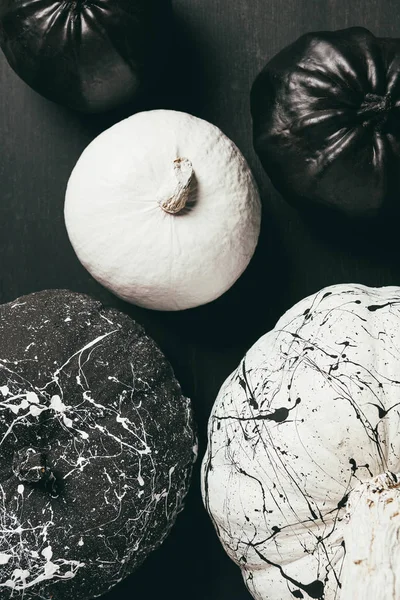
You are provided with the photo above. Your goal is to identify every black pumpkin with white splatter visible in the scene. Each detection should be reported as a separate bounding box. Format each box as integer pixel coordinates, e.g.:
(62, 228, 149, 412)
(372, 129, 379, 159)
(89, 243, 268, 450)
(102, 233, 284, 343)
(202, 284, 400, 600)
(0, 290, 196, 599)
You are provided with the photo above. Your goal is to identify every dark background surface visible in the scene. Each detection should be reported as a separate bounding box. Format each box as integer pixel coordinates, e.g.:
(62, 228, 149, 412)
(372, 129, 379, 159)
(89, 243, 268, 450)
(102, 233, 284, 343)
(1, 1, 400, 599)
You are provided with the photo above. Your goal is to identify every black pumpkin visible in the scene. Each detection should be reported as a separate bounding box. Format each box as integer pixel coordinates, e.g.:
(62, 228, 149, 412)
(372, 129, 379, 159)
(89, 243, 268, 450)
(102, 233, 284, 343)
(251, 27, 400, 218)
(0, 290, 196, 599)
(0, 0, 172, 113)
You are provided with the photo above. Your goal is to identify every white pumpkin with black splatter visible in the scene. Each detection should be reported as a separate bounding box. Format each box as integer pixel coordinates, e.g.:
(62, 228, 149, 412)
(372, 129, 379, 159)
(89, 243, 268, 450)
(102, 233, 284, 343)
(202, 284, 400, 600)
(0, 290, 196, 600)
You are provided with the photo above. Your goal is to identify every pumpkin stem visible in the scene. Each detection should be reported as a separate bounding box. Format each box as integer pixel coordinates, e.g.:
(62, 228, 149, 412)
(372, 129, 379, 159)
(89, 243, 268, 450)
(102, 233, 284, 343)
(159, 158, 194, 214)
(340, 471, 400, 599)
(358, 93, 393, 131)
(12, 447, 49, 483)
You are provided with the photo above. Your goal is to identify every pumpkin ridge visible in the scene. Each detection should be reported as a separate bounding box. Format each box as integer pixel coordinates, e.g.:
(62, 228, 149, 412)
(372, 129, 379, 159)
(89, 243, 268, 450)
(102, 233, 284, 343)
(203, 284, 400, 599)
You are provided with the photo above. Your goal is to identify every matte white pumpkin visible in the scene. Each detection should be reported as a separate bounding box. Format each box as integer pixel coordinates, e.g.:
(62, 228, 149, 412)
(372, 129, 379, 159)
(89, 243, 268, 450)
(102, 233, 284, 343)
(64, 110, 261, 311)
(202, 284, 400, 600)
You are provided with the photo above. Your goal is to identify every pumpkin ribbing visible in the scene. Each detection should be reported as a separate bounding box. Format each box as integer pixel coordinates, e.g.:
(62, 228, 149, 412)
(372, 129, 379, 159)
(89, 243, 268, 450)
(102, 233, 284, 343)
(202, 283, 400, 600)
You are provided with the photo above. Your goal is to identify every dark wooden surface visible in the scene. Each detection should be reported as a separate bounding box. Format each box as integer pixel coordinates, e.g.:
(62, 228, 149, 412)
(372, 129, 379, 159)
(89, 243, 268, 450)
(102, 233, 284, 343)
(1, 1, 400, 598)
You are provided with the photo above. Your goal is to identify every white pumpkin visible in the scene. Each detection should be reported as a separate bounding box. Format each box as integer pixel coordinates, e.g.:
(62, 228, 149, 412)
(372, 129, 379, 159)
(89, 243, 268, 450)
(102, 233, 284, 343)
(64, 110, 261, 311)
(201, 284, 400, 600)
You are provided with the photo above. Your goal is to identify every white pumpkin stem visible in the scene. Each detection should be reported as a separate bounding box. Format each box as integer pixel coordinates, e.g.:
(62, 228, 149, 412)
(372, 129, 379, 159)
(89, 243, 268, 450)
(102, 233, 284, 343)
(159, 157, 194, 214)
(341, 471, 400, 599)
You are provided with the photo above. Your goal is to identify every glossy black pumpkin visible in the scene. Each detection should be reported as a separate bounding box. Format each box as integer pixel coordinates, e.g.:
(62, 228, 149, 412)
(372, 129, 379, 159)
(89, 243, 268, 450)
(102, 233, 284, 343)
(0, 289, 196, 600)
(251, 27, 400, 218)
(0, 0, 172, 113)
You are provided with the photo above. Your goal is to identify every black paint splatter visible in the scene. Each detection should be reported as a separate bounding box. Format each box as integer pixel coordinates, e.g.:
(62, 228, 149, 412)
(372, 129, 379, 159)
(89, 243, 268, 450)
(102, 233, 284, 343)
(203, 284, 400, 600)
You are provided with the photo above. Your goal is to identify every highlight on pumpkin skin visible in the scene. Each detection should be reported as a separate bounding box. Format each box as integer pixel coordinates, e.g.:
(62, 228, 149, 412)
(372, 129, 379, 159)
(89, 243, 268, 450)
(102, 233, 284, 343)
(202, 283, 400, 600)
(64, 109, 262, 311)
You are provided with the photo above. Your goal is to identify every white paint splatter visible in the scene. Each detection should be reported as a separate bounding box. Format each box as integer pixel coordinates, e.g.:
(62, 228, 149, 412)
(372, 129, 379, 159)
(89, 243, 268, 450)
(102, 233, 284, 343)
(41, 546, 53, 561)
(0, 554, 12, 564)
(49, 395, 67, 413)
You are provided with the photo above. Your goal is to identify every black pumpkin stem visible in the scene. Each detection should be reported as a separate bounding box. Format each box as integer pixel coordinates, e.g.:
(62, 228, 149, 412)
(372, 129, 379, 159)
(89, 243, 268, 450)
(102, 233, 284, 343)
(358, 93, 393, 130)
(13, 447, 50, 483)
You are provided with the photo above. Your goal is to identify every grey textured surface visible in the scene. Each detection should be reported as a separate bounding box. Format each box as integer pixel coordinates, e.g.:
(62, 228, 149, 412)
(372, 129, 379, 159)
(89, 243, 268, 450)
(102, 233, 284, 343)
(1, 1, 400, 598)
